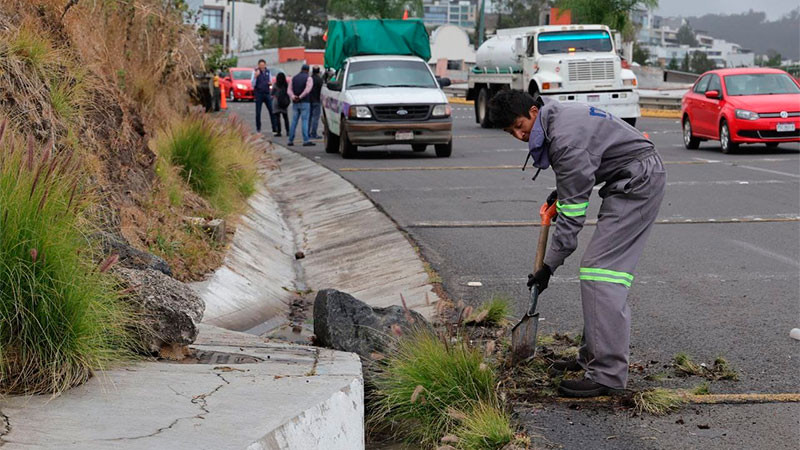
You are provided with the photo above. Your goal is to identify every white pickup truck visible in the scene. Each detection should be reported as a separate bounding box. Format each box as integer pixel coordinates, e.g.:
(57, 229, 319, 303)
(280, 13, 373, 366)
(320, 55, 454, 158)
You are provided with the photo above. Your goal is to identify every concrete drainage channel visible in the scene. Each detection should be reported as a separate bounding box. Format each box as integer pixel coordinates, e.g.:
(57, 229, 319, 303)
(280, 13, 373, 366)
(188, 140, 443, 449)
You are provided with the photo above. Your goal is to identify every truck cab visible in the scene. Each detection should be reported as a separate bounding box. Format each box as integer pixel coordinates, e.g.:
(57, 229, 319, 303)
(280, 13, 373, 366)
(321, 55, 453, 158)
(468, 25, 640, 127)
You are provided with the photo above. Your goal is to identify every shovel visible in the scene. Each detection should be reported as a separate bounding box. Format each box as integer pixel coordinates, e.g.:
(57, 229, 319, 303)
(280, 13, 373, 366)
(511, 194, 558, 363)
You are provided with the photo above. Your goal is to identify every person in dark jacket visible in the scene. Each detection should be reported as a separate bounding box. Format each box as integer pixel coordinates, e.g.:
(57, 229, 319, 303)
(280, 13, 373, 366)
(271, 72, 291, 137)
(488, 91, 666, 398)
(251, 59, 277, 133)
(307, 66, 324, 139)
(287, 64, 315, 147)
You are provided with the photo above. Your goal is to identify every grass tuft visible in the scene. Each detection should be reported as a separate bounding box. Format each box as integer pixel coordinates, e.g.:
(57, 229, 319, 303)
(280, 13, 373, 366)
(711, 357, 738, 381)
(453, 402, 515, 450)
(692, 382, 711, 395)
(673, 352, 703, 376)
(633, 388, 686, 415)
(0, 127, 136, 394)
(468, 295, 511, 327)
(369, 330, 498, 446)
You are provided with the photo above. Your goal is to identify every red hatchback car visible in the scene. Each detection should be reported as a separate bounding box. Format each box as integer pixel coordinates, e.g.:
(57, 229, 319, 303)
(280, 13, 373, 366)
(681, 68, 800, 153)
(225, 67, 255, 101)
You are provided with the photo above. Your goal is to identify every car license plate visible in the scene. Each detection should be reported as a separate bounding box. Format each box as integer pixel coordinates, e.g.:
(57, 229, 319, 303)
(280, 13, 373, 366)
(587, 94, 600, 102)
(395, 131, 414, 141)
(777, 123, 796, 132)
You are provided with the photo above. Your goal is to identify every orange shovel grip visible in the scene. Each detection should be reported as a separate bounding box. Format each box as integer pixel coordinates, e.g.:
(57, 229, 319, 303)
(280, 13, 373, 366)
(539, 199, 558, 226)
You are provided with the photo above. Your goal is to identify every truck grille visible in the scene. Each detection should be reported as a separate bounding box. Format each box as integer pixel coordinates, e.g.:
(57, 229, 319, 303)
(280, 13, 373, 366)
(567, 60, 615, 82)
(373, 104, 431, 121)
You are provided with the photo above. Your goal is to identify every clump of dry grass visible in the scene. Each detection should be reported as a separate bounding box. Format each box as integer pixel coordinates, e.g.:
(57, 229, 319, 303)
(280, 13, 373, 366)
(633, 388, 686, 415)
(673, 353, 739, 381)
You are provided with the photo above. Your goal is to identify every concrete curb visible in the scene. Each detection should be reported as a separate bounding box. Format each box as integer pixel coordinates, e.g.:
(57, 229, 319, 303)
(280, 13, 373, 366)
(0, 324, 364, 450)
(641, 108, 682, 119)
(448, 97, 473, 105)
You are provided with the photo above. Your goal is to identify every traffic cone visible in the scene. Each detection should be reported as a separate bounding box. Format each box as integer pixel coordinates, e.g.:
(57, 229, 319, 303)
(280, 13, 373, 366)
(220, 84, 227, 110)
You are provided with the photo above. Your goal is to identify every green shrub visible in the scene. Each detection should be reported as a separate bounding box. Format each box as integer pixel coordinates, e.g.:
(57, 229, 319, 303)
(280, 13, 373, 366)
(154, 111, 259, 216)
(369, 331, 497, 445)
(0, 124, 136, 394)
(454, 402, 514, 450)
(469, 295, 511, 326)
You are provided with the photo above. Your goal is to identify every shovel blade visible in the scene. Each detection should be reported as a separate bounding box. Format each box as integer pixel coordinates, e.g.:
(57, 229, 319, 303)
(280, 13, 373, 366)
(511, 312, 539, 363)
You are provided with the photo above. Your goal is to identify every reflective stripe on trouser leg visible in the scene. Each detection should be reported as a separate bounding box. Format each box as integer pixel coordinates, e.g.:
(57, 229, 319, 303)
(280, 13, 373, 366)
(578, 154, 666, 389)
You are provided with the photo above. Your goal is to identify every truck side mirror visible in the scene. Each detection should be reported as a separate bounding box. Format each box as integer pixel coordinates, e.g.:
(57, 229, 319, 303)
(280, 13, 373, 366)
(327, 80, 342, 92)
(437, 77, 452, 88)
(514, 37, 525, 57)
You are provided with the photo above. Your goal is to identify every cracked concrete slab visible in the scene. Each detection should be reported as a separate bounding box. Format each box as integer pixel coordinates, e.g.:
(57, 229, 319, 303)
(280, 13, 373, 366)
(0, 325, 363, 449)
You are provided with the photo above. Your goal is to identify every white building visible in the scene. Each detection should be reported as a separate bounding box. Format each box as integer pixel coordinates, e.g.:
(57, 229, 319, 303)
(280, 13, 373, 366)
(187, 0, 270, 53)
(429, 25, 476, 81)
(423, 0, 478, 29)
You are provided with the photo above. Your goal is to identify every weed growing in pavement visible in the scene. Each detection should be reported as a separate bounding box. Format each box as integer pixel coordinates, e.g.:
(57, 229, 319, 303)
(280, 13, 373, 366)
(692, 382, 711, 395)
(0, 126, 137, 395)
(368, 330, 510, 447)
(467, 295, 511, 326)
(452, 401, 515, 450)
(673, 353, 739, 380)
(673, 352, 703, 376)
(633, 388, 687, 415)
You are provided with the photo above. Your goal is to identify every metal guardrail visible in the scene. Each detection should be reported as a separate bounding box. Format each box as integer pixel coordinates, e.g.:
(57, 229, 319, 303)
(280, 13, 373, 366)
(638, 95, 682, 110)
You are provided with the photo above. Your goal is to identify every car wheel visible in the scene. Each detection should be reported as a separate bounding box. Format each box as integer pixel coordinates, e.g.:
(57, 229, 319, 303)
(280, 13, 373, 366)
(476, 88, 492, 128)
(623, 118, 637, 127)
(323, 115, 339, 154)
(339, 123, 358, 159)
(766, 142, 779, 149)
(683, 117, 700, 149)
(434, 141, 453, 157)
(229, 89, 235, 101)
(412, 144, 427, 152)
(719, 120, 738, 154)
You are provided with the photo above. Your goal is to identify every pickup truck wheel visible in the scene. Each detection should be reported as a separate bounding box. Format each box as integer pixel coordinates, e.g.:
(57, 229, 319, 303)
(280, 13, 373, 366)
(339, 124, 358, 159)
(324, 118, 339, 154)
(412, 144, 427, 152)
(477, 88, 492, 128)
(434, 141, 452, 157)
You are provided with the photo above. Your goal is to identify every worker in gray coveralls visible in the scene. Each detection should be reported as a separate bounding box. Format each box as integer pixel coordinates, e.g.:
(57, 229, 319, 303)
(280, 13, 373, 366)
(488, 91, 666, 398)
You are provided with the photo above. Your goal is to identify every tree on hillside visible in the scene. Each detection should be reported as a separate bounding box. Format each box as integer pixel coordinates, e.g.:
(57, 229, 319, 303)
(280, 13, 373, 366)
(328, 0, 423, 20)
(555, 0, 658, 40)
(494, 0, 543, 29)
(690, 51, 716, 73)
(632, 42, 649, 65)
(766, 51, 782, 67)
(676, 23, 698, 46)
(205, 45, 238, 73)
(255, 18, 302, 49)
(666, 58, 678, 70)
(265, 0, 327, 44)
(680, 52, 690, 72)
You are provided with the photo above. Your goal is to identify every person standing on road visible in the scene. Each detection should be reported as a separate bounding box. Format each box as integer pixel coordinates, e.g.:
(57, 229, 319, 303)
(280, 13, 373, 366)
(287, 64, 315, 147)
(271, 72, 291, 137)
(307, 66, 324, 139)
(488, 91, 666, 398)
(251, 59, 277, 134)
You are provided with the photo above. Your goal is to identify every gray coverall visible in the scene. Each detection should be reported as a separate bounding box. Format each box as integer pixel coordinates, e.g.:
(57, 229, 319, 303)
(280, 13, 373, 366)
(532, 100, 666, 389)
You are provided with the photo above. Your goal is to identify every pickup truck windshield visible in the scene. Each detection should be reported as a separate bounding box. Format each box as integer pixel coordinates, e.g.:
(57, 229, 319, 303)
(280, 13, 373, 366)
(724, 73, 800, 96)
(346, 60, 437, 89)
(538, 31, 613, 54)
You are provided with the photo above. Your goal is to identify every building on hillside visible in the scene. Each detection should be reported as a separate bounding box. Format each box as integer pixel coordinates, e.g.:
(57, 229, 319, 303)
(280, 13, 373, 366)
(429, 25, 476, 82)
(422, 0, 478, 29)
(186, 0, 269, 53)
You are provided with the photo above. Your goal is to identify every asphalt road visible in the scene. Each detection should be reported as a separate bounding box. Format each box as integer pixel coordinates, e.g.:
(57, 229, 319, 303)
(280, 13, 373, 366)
(229, 101, 800, 449)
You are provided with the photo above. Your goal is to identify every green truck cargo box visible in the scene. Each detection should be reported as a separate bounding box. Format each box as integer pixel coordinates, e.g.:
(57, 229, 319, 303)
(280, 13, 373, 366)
(324, 19, 431, 71)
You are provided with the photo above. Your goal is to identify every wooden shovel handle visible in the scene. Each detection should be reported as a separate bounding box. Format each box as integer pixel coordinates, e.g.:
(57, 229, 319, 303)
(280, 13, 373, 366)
(533, 198, 558, 273)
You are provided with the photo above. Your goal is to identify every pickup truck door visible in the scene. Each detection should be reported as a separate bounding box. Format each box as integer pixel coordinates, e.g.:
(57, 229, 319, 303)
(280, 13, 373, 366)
(324, 64, 347, 136)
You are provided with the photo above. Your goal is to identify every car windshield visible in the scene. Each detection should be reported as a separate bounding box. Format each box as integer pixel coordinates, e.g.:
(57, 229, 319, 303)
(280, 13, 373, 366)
(537, 31, 613, 54)
(346, 60, 437, 89)
(724, 73, 800, 96)
(231, 71, 251, 80)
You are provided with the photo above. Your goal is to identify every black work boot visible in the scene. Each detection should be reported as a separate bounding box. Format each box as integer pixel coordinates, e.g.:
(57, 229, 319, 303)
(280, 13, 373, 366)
(548, 358, 583, 377)
(558, 379, 617, 398)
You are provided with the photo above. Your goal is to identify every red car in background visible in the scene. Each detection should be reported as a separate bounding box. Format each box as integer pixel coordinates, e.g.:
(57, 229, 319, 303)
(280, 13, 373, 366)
(224, 67, 255, 101)
(681, 68, 800, 153)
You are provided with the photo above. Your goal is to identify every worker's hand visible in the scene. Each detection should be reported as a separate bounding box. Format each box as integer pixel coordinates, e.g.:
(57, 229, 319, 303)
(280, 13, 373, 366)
(527, 264, 552, 292)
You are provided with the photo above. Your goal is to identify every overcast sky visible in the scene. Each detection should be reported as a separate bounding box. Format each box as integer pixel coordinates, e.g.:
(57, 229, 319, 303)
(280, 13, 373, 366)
(654, 0, 799, 20)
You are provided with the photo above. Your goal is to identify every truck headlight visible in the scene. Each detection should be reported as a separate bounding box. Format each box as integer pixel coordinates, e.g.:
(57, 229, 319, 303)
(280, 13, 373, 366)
(735, 109, 759, 120)
(349, 106, 372, 119)
(622, 78, 637, 86)
(236, 84, 246, 89)
(432, 104, 451, 117)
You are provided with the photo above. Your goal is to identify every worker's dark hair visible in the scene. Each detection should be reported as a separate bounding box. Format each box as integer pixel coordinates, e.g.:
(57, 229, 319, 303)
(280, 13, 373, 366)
(488, 90, 543, 128)
(275, 72, 287, 87)
(257, 59, 266, 64)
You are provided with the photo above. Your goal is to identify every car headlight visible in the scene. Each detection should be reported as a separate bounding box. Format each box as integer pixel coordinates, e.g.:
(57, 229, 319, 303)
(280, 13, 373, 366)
(735, 109, 759, 120)
(432, 104, 451, 117)
(348, 105, 372, 119)
(623, 78, 637, 86)
(236, 83, 246, 90)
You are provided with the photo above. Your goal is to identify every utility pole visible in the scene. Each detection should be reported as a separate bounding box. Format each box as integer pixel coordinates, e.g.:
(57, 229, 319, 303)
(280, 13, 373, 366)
(477, 0, 486, 48)
(229, 0, 235, 55)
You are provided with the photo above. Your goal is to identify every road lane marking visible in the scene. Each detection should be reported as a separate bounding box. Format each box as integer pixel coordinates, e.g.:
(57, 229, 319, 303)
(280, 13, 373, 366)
(728, 240, 800, 267)
(408, 216, 800, 228)
(735, 165, 800, 179)
(339, 157, 799, 172)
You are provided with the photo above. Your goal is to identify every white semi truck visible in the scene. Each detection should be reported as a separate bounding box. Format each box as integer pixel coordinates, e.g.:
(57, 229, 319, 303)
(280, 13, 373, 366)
(468, 24, 640, 127)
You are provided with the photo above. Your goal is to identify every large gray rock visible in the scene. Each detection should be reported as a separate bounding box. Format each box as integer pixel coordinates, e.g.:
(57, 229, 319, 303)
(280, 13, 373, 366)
(95, 231, 172, 276)
(117, 268, 205, 356)
(313, 289, 430, 359)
